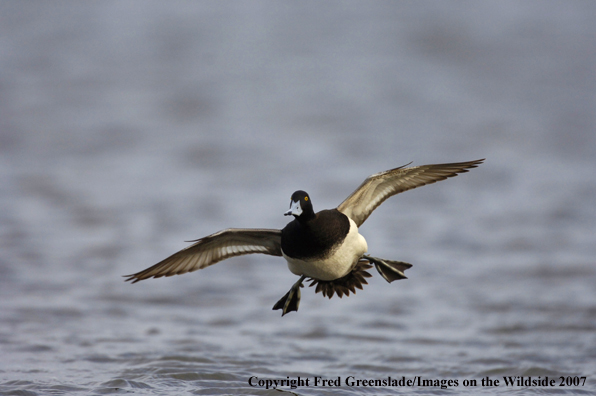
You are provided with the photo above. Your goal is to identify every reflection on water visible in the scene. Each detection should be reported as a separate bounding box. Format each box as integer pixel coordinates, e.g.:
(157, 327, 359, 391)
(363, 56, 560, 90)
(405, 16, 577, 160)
(1, 1, 595, 395)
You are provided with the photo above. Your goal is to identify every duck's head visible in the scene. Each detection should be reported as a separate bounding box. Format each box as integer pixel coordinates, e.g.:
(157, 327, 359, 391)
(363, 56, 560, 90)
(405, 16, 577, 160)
(284, 190, 314, 220)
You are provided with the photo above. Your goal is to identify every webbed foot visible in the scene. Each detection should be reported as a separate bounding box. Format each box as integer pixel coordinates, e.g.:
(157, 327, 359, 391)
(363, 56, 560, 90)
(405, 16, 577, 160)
(273, 275, 306, 316)
(363, 255, 412, 283)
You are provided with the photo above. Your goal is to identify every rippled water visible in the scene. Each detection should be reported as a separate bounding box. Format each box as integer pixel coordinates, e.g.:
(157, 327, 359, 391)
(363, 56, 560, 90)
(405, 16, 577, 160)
(1, 2, 595, 395)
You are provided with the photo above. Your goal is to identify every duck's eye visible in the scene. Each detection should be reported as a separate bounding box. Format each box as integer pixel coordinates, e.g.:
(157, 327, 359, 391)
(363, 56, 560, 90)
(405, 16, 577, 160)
(304, 196, 309, 201)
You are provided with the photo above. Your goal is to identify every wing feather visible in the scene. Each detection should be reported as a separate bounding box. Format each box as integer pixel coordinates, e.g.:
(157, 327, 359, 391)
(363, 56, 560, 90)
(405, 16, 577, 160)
(337, 159, 484, 226)
(124, 228, 282, 283)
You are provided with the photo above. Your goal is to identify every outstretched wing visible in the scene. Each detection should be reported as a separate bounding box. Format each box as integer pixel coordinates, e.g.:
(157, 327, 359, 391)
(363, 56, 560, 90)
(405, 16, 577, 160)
(124, 228, 282, 283)
(337, 159, 484, 227)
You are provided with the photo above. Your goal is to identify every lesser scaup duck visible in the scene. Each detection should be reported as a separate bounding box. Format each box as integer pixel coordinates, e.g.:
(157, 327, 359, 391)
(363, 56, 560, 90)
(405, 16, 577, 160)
(125, 159, 483, 316)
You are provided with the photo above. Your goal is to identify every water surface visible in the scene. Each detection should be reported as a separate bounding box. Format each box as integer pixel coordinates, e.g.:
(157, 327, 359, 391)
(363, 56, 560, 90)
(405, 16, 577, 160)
(1, 1, 595, 395)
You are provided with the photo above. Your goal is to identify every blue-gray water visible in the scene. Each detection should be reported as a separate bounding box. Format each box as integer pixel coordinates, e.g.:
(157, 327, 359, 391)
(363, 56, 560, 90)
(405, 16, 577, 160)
(1, 2, 595, 395)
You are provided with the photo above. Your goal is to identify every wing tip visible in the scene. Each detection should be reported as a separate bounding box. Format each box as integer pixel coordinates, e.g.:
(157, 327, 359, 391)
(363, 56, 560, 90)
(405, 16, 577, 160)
(465, 158, 485, 168)
(437, 158, 485, 174)
(123, 271, 181, 283)
(123, 273, 144, 284)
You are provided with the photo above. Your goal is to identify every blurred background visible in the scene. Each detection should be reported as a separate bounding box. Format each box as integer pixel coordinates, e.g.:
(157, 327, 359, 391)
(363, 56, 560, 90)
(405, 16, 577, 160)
(1, 1, 595, 395)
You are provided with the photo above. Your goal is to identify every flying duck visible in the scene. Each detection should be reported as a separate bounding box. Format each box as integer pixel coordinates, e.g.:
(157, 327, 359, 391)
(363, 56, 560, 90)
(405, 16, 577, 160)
(125, 159, 483, 316)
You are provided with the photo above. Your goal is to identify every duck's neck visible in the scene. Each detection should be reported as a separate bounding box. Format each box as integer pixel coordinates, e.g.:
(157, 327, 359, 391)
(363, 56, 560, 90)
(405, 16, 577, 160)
(296, 211, 316, 223)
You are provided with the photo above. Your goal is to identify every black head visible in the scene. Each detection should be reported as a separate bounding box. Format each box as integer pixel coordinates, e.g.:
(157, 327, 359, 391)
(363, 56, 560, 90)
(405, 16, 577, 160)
(284, 190, 315, 220)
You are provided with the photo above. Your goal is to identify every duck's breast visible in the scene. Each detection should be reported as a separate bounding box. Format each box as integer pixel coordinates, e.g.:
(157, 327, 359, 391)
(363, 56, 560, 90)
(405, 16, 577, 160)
(282, 217, 367, 280)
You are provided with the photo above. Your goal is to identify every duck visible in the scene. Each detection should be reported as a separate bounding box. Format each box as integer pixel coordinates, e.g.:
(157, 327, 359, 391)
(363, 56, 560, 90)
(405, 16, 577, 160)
(125, 159, 484, 316)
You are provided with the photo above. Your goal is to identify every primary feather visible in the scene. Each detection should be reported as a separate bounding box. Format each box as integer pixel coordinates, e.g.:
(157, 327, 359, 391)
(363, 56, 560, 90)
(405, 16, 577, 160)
(337, 159, 484, 226)
(124, 228, 282, 283)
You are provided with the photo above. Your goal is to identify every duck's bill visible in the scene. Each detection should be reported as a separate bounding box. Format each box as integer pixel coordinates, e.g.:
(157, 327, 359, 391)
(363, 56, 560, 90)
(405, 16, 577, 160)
(284, 200, 302, 216)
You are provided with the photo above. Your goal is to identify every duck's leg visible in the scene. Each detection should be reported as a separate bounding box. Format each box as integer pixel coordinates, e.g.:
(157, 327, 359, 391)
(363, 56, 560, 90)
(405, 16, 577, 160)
(363, 255, 412, 283)
(272, 275, 306, 316)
